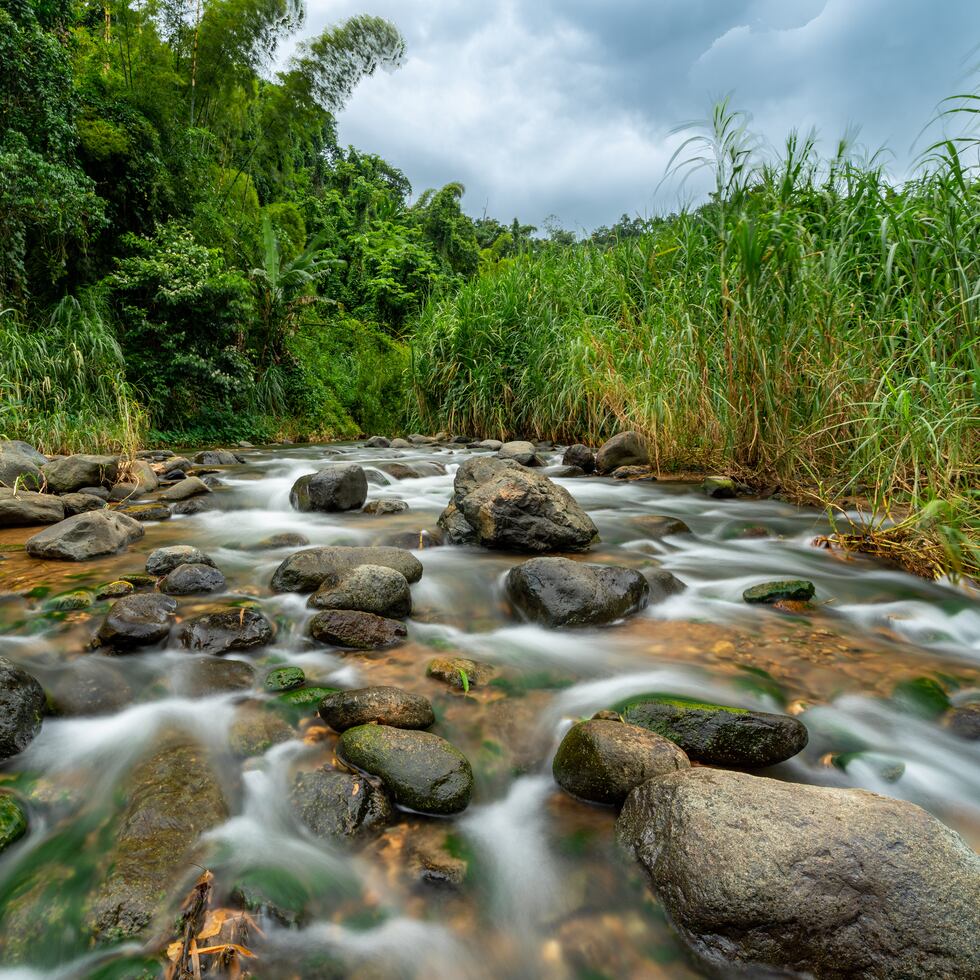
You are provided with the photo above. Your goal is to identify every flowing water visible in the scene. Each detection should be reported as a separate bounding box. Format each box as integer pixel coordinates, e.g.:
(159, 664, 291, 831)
(0, 442, 978, 979)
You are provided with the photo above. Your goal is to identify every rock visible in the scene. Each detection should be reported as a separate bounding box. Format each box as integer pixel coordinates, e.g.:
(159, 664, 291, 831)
(472, 439, 503, 451)
(426, 657, 496, 689)
(108, 482, 139, 502)
(97, 593, 177, 649)
(308, 564, 412, 618)
(743, 579, 816, 604)
(178, 608, 275, 654)
(25, 510, 143, 561)
(439, 455, 598, 553)
(290, 768, 392, 841)
(450, 434, 473, 444)
(498, 440, 542, 466)
(158, 476, 211, 502)
(117, 572, 156, 589)
(87, 742, 230, 942)
(0, 450, 42, 490)
(163, 456, 192, 472)
(552, 719, 689, 805)
(611, 465, 656, 480)
(0, 440, 46, 465)
(309, 610, 407, 650)
(642, 568, 687, 600)
(40, 454, 118, 493)
(562, 444, 596, 473)
(248, 532, 310, 550)
(389, 438, 412, 448)
(620, 696, 808, 768)
(703, 475, 736, 498)
(77, 486, 110, 500)
(265, 666, 305, 692)
(365, 467, 392, 487)
(124, 459, 159, 492)
(271, 686, 340, 723)
(118, 502, 170, 521)
(891, 676, 951, 718)
(159, 563, 226, 595)
(170, 496, 220, 515)
(377, 462, 420, 480)
(945, 703, 980, 739)
(617, 768, 980, 979)
(0, 795, 27, 853)
(631, 515, 690, 538)
(45, 657, 133, 715)
(407, 828, 468, 886)
(289, 465, 368, 513)
(383, 528, 444, 550)
(547, 465, 586, 478)
(407, 434, 435, 445)
(435, 500, 476, 544)
(595, 432, 647, 474)
(146, 545, 217, 576)
(193, 450, 239, 465)
(362, 498, 409, 515)
(60, 491, 107, 516)
(364, 436, 391, 448)
(318, 687, 434, 731)
(171, 656, 255, 697)
(46, 589, 94, 611)
(0, 658, 45, 759)
(506, 556, 649, 627)
(229, 707, 294, 757)
(237, 441, 253, 449)
(95, 580, 135, 600)
(337, 725, 473, 815)
(271, 545, 423, 593)
(0, 488, 65, 527)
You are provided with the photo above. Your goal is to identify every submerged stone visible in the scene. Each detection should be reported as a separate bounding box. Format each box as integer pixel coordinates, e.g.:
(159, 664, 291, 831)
(290, 768, 392, 841)
(426, 657, 497, 689)
(318, 687, 434, 732)
(97, 593, 177, 649)
(0, 796, 28, 853)
(309, 609, 407, 650)
(703, 475, 736, 498)
(742, 579, 815, 604)
(178, 608, 275, 654)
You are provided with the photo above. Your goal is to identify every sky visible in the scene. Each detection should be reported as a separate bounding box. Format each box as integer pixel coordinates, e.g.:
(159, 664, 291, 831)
(298, 0, 980, 232)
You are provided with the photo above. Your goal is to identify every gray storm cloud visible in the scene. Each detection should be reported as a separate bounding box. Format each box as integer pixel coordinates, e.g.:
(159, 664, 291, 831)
(297, 0, 980, 231)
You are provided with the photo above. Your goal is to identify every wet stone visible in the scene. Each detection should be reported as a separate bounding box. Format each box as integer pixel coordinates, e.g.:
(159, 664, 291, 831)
(290, 768, 392, 841)
(945, 703, 980, 740)
(119, 502, 171, 522)
(364, 436, 391, 448)
(595, 432, 648, 474)
(362, 498, 409, 515)
(25, 510, 144, 561)
(159, 562, 226, 595)
(271, 686, 340, 724)
(265, 666, 306, 692)
(383, 528, 443, 550)
(95, 580, 135, 600)
(271, 545, 423, 593)
(426, 657, 497, 689)
(172, 656, 255, 697)
(553, 719, 690, 805)
(0, 489, 64, 527)
(309, 610, 407, 650)
(562, 444, 596, 473)
(703, 475, 736, 498)
(337, 725, 474, 816)
(45, 589, 94, 611)
(230, 707, 294, 757)
(45, 657, 133, 716)
(743, 579, 816, 604)
(145, 544, 217, 577)
(0, 658, 45, 760)
(318, 687, 435, 731)
(193, 450, 239, 465)
(248, 532, 310, 550)
(97, 593, 177, 649)
(0, 796, 28, 853)
(290, 464, 368, 513)
(59, 492, 106, 517)
(178, 608, 275, 654)
(157, 475, 211, 502)
(611, 465, 656, 480)
(308, 564, 412, 618)
(631, 515, 691, 538)
(891, 676, 951, 718)
(619, 695, 809, 768)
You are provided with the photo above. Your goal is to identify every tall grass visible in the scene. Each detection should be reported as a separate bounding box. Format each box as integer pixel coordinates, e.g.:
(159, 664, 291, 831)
(0, 295, 147, 454)
(410, 103, 980, 575)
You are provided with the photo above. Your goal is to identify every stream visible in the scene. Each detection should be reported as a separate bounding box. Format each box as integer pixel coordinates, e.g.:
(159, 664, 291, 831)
(0, 441, 978, 979)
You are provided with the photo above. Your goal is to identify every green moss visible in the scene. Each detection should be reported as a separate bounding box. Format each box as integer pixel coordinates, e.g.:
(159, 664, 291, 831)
(742, 580, 816, 604)
(613, 692, 749, 715)
(44, 590, 94, 611)
(265, 666, 306, 692)
(269, 685, 339, 724)
(0, 796, 27, 852)
(891, 677, 951, 718)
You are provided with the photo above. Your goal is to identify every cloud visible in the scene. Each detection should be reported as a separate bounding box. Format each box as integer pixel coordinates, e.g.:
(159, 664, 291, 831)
(298, 0, 980, 230)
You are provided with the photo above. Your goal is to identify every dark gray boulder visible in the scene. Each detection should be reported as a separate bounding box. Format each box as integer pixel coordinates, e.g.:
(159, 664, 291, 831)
(642, 568, 687, 601)
(158, 476, 210, 502)
(0, 488, 65, 527)
(595, 432, 647, 474)
(620, 696, 808, 768)
(506, 556, 649, 627)
(337, 725, 474, 815)
(498, 440, 542, 466)
(0, 441, 46, 465)
(146, 545, 216, 576)
(0, 451, 42, 490)
(290, 768, 392, 841)
(97, 593, 177, 649)
(158, 562, 226, 595)
(118, 502, 171, 522)
(318, 687, 434, 731)
(25, 510, 143, 560)
(630, 515, 690, 538)
(438, 455, 598, 553)
(178, 607, 275, 654)
(193, 450, 239, 465)
(308, 564, 412, 618)
(40, 454, 118, 493)
(309, 610, 407, 650)
(364, 436, 391, 448)
(553, 718, 689, 804)
(271, 545, 422, 593)
(171, 656, 255, 697)
(290, 465, 368, 513)
(0, 658, 45, 759)
(60, 492, 107, 516)
(562, 444, 596, 472)
(617, 768, 980, 979)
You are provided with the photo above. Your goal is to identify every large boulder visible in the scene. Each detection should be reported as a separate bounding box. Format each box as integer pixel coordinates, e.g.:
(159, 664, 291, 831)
(96, 593, 177, 649)
(290, 465, 368, 513)
(620, 696, 808, 768)
(506, 556, 650, 627)
(0, 488, 65, 527)
(40, 454, 118, 493)
(271, 545, 422, 593)
(0, 440, 46, 465)
(25, 510, 143, 560)
(0, 450, 42, 490)
(290, 768, 392, 841)
(562, 444, 595, 473)
(60, 491, 107, 517)
(307, 564, 412, 618)
(595, 432, 647, 474)
(158, 562, 226, 595)
(178, 608, 275, 654)
(318, 687, 434, 732)
(437, 455, 598, 553)
(87, 742, 230, 942)
(0, 658, 45, 760)
(337, 725, 473, 815)
(617, 768, 980, 979)
(309, 609, 407, 650)
(553, 719, 689, 804)
(193, 449, 239, 465)
(123, 459, 159, 493)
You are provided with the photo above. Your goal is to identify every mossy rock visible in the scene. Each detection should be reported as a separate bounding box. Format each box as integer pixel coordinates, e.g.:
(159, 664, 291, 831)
(95, 580, 135, 600)
(117, 572, 156, 589)
(0, 794, 27, 852)
(265, 666, 306, 692)
(270, 686, 339, 724)
(743, 580, 815, 604)
(45, 589, 95, 612)
(618, 694, 808, 768)
(891, 677, 950, 719)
